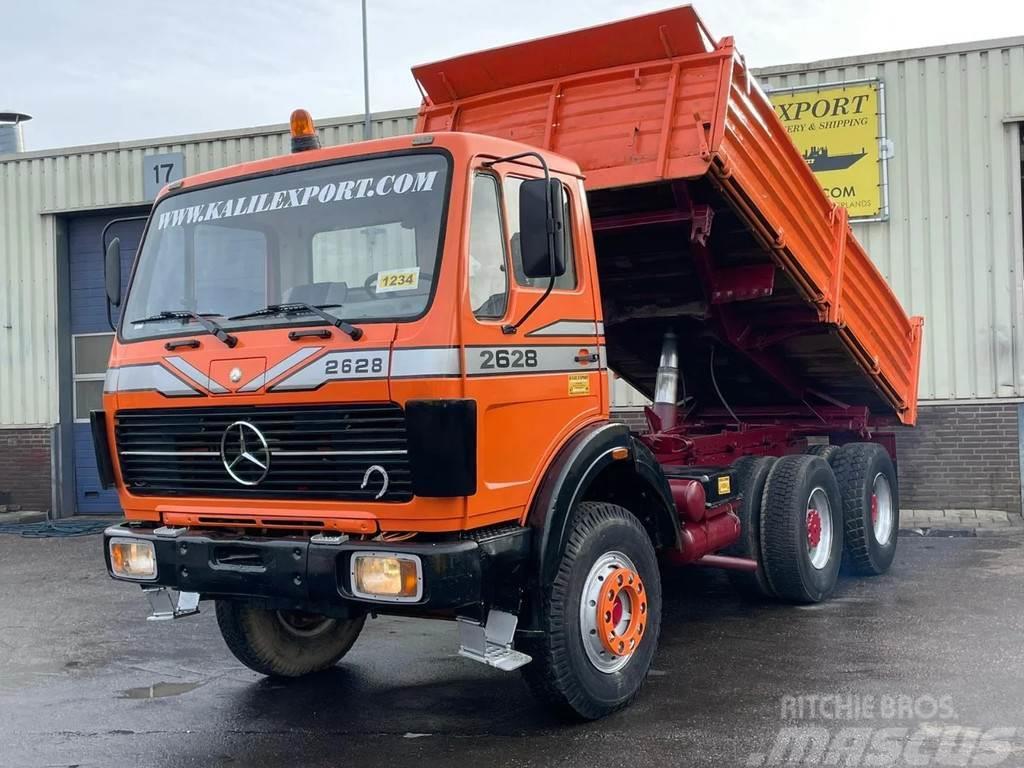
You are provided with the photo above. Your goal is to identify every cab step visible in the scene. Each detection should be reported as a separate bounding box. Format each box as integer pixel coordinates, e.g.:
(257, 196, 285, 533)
(144, 587, 200, 621)
(457, 610, 532, 671)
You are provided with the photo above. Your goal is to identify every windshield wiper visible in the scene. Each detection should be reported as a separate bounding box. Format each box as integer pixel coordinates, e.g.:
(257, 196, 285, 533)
(230, 303, 363, 341)
(130, 310, 238, 347)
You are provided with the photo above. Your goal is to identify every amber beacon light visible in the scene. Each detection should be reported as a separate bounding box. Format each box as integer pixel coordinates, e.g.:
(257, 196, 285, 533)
(290, 109, 321, 153)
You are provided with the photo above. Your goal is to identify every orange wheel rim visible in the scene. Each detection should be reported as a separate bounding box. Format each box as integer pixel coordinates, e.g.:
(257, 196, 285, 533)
(595, 567, 647, 657)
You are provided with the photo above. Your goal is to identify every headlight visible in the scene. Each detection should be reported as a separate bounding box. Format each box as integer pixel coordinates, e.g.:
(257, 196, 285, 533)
(351, 552, 422, 602)
(109, 537, 157, 580)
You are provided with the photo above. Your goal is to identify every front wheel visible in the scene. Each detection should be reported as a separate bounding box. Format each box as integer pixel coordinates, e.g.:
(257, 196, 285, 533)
(520, 501, 662, 720)
(215, 600, 365, 677)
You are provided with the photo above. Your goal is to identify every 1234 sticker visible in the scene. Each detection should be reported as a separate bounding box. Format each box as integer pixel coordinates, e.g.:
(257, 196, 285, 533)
(376, 268, 420, 293)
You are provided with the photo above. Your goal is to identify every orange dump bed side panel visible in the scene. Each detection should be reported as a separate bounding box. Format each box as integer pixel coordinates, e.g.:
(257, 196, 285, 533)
(413, 6, 923, 424)
(415, 6, 726, 189)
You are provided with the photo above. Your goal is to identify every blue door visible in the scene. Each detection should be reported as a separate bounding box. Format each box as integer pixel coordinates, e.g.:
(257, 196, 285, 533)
(68, 214, 146, 514)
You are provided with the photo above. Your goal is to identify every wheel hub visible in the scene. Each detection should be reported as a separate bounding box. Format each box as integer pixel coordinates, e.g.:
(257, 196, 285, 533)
(596, 567, 646, 657)
(872, 474, 894, 545)
(579, 551, 646, 673)
(807, 508, 823, 549)
(805, 487, 833, 570)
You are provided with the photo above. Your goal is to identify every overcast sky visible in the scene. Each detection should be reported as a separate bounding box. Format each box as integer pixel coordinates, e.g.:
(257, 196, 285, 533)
(5, 0, 1023, 150)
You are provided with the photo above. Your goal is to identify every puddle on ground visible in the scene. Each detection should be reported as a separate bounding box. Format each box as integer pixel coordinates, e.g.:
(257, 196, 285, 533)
(119, 681, 202, 699)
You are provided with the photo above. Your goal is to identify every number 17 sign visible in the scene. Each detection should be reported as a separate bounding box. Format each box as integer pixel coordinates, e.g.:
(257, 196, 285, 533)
(142, 152, 186, 202)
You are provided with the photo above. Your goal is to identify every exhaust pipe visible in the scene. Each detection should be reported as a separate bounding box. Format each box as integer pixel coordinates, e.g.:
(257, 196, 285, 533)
(652, 331, 680, 431)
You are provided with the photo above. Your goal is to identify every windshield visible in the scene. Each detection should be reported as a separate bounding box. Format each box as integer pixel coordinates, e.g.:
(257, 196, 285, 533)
(121, 152, 449, 341)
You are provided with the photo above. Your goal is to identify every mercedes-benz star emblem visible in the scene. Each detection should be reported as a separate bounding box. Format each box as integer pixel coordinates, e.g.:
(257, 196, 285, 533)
(220, 421, 271, 486)
(229, 367, 242, 383)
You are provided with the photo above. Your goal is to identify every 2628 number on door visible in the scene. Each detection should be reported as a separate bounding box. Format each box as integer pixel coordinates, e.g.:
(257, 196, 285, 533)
(479, 349, 539, 370)
(325, 357, 385, 376)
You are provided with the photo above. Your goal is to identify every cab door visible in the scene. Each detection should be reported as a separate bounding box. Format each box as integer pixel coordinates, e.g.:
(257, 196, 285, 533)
(461, 165, 603, 527)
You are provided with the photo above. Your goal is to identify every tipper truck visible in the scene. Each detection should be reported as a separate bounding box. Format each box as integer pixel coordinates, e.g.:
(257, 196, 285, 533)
(99, 6, 923, 719)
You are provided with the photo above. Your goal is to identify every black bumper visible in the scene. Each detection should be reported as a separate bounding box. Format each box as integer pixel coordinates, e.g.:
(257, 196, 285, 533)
(103, 524, 530, 618)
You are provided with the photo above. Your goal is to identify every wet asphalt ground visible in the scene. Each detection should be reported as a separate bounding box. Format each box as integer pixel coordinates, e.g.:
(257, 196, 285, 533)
(2, 529, 1024, 768)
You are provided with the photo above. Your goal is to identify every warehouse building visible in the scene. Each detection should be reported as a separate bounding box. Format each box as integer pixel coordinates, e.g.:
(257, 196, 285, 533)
(1, 34, 1022, 517)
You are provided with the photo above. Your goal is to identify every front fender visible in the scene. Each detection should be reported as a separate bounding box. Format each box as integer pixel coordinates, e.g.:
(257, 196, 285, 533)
(526, 421, 679, 588)
(630, 438, 682, 552)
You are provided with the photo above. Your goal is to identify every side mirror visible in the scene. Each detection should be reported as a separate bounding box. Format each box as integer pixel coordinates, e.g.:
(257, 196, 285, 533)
(105, 237, 122, 307)
(519, 178, 566, 279)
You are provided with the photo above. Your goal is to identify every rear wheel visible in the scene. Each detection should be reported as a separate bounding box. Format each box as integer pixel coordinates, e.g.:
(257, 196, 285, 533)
(521, 501, 661, 720)
(760, 455, 843, 603)
(215, 600, 365, 677)
(806, 444, 840, 462)
(724, 456, 777, 599)
(832, 442, 899, 575)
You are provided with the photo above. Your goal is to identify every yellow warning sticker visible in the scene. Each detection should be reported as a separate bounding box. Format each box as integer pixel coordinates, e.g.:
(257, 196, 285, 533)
(717, 476, 731, 495)
(376, 268, 419, 293)
(568, 373, 591, 396)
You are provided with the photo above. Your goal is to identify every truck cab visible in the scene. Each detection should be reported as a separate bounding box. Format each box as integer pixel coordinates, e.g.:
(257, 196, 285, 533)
(102, 131, 607, 537)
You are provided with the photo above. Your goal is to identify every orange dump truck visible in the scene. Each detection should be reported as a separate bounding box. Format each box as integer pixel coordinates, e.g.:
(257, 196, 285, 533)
(99, 6, 922, 719)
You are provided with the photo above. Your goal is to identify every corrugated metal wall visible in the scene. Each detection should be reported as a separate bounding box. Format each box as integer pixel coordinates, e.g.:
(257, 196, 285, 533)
(758, 39, 1024, 401)
(0, 110, 418, 427)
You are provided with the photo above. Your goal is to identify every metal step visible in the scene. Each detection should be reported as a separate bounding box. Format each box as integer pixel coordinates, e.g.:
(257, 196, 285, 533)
(457, 610, 532, 672)
(144, 587, 200, 621)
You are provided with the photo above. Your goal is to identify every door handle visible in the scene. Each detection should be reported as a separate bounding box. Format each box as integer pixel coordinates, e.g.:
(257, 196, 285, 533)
(575, 352, 599, 364)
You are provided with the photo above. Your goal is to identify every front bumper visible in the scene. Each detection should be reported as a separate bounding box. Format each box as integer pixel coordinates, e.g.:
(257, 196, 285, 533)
(103, 523, 529, 618)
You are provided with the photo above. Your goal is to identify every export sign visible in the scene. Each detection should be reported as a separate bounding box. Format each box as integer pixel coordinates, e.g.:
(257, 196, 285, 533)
(769, 82, 884, 219)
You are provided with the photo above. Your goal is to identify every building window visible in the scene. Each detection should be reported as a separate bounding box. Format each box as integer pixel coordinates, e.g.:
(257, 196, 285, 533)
(504, 176, 578, 290)
(73, 333, 113, 421)
(468, 173, 509, 318)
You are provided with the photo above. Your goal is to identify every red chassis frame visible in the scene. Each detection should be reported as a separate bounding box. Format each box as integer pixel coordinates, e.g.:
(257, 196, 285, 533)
(639, 407, 898, 569)
(642, 405, 897, 467)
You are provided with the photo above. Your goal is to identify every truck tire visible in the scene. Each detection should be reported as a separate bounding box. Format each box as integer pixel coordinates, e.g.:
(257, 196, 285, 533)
(521, 501, 661, 721)
(831, 442, 899, 576)
(760, 455, 843, 604)
(806, 444, 840, 462)
(215, 600, 365, 677)
(724, 456, 777, 599)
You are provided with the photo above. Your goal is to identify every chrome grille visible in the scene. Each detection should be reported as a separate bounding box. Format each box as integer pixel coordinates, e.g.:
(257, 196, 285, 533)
(115, 404, 411, 501)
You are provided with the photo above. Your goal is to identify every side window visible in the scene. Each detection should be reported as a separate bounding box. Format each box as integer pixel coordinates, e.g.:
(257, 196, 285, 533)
(504, 176, 577, 290)
(468, 174, 509, 319)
